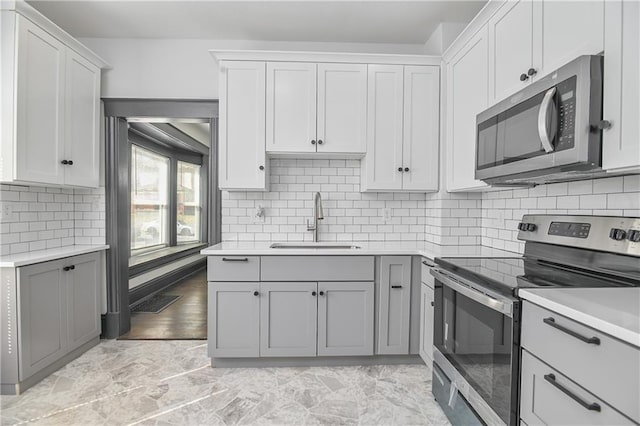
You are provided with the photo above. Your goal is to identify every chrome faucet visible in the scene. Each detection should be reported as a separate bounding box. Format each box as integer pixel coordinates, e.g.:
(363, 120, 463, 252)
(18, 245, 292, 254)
(306, 192, 324, 242)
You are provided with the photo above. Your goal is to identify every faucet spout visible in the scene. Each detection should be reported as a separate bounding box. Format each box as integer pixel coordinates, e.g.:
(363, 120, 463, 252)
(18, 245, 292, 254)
(307, 192, 324, 242)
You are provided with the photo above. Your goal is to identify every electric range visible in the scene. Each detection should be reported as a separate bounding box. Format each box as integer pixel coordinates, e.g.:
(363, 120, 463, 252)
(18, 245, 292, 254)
(430, 215, 640, 426)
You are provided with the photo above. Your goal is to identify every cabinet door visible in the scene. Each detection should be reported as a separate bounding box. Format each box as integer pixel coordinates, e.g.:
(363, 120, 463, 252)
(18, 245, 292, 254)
(602, 0, 640, 173)
(64, 50, 100, 188)
(15, 15, 65, 185)
(445, 26, 490, 192)
(419, 282, 434, 365)
(17, 260, 67, 380)
(362, 65, 404, 191)
(316, 63, 367, 154)
(208, 282, 259, 357)
(402, 66, 439, 192)
(488, 0, 534, 103)
(66, 253, 101, 350)
(377, 256, 411, 355)
(318, 282, 374, 356)
(266, 62, 316, 153)
(218, 61, 267, 190)
(259, 282, 317, 357)
(533, 0, 604, 79)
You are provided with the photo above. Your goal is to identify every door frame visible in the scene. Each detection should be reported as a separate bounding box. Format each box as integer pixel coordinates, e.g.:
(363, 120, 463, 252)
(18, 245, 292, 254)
(102, 99, 219, 338)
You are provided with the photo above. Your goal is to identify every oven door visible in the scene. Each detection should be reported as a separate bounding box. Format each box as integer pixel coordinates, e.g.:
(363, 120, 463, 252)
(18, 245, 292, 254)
(431, 268, 520, 426)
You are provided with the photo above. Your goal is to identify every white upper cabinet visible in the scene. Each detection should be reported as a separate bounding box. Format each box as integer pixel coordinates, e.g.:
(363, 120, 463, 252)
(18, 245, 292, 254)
(363, 65, 440, 192)
(266, 62, 317, 153)
(533, 0, 604, 79)
(218, 61, 267, 191)
(1, 7, 105, 189)
(14, 16, 66, 186)
(602, 0, 640, 173)
(64, 50, 100, 188)
(266, 62, 367, 155)
(445, 26, 490, 192)
(402, 66, 439, 192)
(488, 0, 534, 103)
(363, 65, 404, 192)
(316, 63, 367, 154)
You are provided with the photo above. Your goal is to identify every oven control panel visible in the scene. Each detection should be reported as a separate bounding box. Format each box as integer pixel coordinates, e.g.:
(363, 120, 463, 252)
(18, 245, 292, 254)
(548, 222, 591, 238)
(517, 215, 640, 256)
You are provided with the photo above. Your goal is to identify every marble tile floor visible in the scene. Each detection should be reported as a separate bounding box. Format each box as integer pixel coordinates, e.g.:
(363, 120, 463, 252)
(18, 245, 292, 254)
(0, 340, 451, 426)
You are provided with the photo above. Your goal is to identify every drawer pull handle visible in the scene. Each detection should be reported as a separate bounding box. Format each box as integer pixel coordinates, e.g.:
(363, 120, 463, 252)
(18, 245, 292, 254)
(422, 260, 436, 267)
(63, 265, 75, 271)
(544, 374, 601, 412)
(221, 257, 249, 262)
(391, 285, 403, 289)
(253, 291, 259, 296)
(543, 317, 600, 345)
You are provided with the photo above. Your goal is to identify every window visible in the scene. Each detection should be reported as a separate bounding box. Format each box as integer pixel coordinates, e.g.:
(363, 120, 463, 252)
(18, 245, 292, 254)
(177, 161, 201, 243)
(130, 145, 170, 253)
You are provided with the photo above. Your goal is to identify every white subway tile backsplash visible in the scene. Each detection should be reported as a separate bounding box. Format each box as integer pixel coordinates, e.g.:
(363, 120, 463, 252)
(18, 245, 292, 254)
(222, 159, 427, 242)
(0, 184, 106, 255)
(481, 177, 640, 253)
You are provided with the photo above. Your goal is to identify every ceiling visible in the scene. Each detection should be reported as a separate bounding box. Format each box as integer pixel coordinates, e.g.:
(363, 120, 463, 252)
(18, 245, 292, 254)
(27, 1, 486, 45)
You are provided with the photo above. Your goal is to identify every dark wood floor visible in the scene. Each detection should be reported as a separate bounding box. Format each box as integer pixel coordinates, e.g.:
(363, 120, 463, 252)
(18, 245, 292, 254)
(119, 269, 207, 340)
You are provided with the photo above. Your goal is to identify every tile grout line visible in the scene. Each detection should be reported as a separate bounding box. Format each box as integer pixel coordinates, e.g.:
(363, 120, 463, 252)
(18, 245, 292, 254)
(126, 389, 228, 426)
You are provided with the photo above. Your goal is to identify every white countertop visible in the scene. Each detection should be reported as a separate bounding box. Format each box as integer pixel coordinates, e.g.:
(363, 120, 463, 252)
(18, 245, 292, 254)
(0, 244, 110, 267)
(520, 287, 640, 348)
(201, 240, 519, 260)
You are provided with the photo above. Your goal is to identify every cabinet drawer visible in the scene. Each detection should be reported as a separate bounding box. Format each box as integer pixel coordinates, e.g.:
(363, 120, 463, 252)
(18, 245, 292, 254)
(261, 256, 373, 281)
(421, 258, 435, 288)
(522, 302, 640, 423)
(520, 350, 634, 426)
(207, 256, 260, 281)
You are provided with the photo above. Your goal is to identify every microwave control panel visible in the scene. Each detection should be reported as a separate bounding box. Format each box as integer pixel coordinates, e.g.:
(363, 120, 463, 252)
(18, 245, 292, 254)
(555, 76, 577, 151)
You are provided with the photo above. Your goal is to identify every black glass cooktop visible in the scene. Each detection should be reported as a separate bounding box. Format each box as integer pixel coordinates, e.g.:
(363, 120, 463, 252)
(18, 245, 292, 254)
(435, 256, 640, 298)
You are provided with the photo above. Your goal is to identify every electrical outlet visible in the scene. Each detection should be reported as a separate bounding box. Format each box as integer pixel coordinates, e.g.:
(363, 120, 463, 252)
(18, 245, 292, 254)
(1, 204, 12, 220)
(252, 205, 265, 223)
(382, 208, 392, 223)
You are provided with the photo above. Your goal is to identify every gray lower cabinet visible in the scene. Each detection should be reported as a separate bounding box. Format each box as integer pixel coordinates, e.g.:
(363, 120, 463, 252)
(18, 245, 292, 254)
(2, 252, 103, 394)
(17, 261, 67, 381)
(318, 281, 374, 356)
(419, 282, 434, 365)
(378, 256, 412, 354)
(520, 350, 632, 426)
(208, 282, 260, 358)
(260, 282, 317, 357)
(66, 254, 101, 350)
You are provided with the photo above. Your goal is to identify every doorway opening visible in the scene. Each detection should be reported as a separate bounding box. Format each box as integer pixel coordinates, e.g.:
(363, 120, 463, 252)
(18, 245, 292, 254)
(102, 100, 219, 340)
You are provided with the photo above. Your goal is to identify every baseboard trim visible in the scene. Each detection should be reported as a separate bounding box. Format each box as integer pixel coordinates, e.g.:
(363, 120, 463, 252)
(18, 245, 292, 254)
(129, 259, 205, 306)
(211, 354, 423, 368)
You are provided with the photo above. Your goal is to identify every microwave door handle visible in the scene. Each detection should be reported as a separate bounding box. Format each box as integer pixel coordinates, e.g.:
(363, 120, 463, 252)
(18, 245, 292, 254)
(538, 87, 557, 153)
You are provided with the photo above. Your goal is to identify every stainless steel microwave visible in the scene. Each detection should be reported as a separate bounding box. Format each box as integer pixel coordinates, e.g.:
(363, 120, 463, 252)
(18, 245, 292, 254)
(475, 55, 605, 186)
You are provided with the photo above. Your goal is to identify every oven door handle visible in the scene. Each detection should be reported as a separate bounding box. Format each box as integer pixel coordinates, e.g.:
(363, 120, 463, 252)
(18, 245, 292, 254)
(431, 269, 513, 317)
(538, 87, 557, 153)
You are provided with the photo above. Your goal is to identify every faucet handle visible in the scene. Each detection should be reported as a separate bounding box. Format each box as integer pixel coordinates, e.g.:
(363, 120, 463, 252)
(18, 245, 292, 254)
(306, 218, 315, 230)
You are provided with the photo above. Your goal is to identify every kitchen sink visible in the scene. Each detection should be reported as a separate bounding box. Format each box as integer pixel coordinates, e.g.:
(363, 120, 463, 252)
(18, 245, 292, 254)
(269, 243, 361, 250)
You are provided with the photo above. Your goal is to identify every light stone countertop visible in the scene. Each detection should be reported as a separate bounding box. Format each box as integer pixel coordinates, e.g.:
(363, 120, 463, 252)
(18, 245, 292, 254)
(519, 287, 640, 348)
(201, 240, 519, 260)
(0, 244, 109, 267)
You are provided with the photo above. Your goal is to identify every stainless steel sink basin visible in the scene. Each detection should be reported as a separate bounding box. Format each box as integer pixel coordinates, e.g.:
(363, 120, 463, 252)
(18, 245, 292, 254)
(269, 243, 361, 250)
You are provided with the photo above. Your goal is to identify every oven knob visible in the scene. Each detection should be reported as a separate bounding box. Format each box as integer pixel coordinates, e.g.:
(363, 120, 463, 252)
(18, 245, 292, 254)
(526, 223, 537, 232)
(628, 230, 640, 243)
(609, 228, 627, 241)
(518, 222, 527, 231)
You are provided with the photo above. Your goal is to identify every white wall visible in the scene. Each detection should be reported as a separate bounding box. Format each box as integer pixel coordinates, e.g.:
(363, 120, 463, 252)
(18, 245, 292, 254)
(80, 38, 436, 99)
